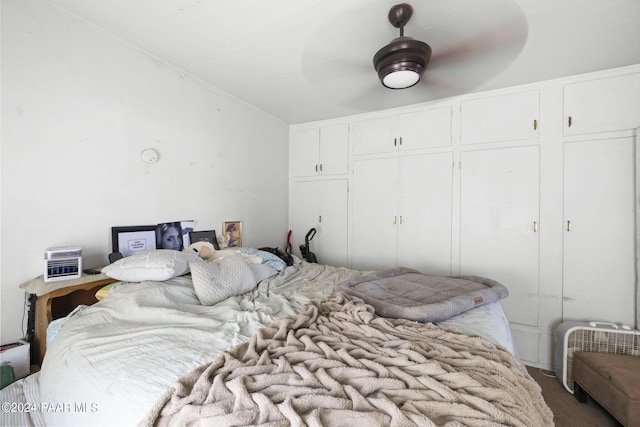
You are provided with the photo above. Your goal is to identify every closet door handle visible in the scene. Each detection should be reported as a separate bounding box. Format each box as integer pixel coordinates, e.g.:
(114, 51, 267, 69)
(393, 138, 397, 147)
(567, 220, 572, 232)
(533, 221, 538, 232)
(399, 215, 403, 224)
(393, 216, 397, 224)
(533, 119, 538, 130)
(318, 215, 322, 223)
(315, 164, 318, 172)
(399, 137, 403, 146)
(319, 163, 323, 172)
(568, 116, 572, 127)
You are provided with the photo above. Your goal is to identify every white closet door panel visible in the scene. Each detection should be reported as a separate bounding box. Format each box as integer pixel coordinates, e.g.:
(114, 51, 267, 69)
(316, 179, 348, 267)
(291, 180, 321, 257)
(564, 73, 640, 136)
(399, 107, 452, 150)
(352, 116, 398, 155)
(292, 128, 319, 177)
(460, 90, 539, 145)
(563, 138, 636, 325)
(397, 152, 453, 274)
(352, 158, 398, 270)
(319, 124, 349, 176)
(460, 146, 540, 326)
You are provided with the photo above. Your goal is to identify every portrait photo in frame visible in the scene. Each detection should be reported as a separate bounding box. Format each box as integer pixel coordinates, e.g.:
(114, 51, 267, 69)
(111, 225, 158, 257)
(222, 221, 242, 248)
(188, 230, 219, 250)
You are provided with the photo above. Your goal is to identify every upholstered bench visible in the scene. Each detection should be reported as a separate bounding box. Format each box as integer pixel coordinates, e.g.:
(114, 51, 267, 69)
(573, 351, 640, 427)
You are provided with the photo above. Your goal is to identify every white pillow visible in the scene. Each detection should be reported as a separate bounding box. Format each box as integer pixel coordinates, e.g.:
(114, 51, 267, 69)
(102, 249, 200, 282)
(189, 255, 257, 306)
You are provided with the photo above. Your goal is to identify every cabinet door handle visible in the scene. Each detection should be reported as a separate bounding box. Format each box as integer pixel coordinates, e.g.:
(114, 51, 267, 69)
(319, 163, 323, 172)
(315, 164, 318, 172)
(399, 136, 403, 146)
(399, 215, 403, 224)
(393, 216, 397, 224)
(533, 119, 538, 130)
(568, 116, 572, 127)
(318, 215, 322, 223)
(567, 220, 572, 232)
(533, 221, 538, 232)
(393, 138, 397, 147)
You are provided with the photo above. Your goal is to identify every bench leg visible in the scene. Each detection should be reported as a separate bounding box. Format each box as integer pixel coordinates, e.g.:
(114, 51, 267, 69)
(573, 382, 588, 403)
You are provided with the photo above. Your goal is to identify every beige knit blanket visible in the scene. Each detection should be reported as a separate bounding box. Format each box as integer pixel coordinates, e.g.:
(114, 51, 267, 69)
(142, 293, 553, 426)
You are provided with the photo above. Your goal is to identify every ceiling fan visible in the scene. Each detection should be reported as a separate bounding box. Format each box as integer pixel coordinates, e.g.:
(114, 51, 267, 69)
(301, 0, 528, 111)
(373, 3, 432, 89)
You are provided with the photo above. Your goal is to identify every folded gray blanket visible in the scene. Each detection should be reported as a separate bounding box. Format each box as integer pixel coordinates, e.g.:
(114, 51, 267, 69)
(337, 267, 508, 322)
(141, 292, 552, 427)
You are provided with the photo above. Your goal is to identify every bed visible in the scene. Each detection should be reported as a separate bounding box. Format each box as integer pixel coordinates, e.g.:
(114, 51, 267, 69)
(2, 248, 553, 426)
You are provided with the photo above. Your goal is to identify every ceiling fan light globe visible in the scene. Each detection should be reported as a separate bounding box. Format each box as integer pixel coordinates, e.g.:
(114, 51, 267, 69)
(382, 69, 421, 89)
(373, 37, 431, 89)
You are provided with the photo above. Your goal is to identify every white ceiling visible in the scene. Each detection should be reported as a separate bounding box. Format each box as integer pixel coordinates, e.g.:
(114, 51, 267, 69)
(47, 0, 640, 124)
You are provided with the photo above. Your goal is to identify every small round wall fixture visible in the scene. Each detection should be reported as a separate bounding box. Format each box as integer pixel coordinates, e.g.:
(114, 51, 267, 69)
(373, 3, 432, 89)
(141, 148, 159, 164)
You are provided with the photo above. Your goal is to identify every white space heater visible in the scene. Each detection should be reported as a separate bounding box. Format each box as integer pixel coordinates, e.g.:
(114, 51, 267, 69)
(44, 246, 82, 282)
(555, 320, 640, 394)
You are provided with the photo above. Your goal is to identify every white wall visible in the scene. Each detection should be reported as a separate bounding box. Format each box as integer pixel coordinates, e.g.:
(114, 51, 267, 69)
(0, 0, 289, 343)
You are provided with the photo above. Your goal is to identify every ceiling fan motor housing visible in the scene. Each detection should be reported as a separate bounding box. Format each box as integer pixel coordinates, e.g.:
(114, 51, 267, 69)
(373, 36, 432, 89)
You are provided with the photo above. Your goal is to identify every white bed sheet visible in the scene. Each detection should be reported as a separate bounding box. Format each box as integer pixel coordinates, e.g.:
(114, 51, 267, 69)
(3, 262, 515, 427)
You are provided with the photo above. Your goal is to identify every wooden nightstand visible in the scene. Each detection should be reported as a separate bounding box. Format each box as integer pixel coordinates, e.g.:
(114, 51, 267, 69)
(20, 274, 117, 366)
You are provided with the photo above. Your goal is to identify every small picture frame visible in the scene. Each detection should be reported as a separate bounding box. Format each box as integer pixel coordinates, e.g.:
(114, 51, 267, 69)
(180, 220, 196, 248)
(189, 230, 219, 250)
(222, 221, 243, 248)
(111, 225, 158, 257)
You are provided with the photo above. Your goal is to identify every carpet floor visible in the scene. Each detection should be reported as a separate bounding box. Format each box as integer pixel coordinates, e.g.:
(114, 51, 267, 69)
(525, 366, 622, 426)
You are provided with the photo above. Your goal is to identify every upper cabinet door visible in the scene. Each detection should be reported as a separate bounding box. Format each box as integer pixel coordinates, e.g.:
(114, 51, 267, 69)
(352, 115, 398, 156)
(352, 106, 453, 155)
(318, 123, 349, 176)
(292, 128, 319, 178)
(564, 72, 640, 136)
(460, 90, 540, 145)
(292, 124, 349, 178)
(398, 107, 453, 151)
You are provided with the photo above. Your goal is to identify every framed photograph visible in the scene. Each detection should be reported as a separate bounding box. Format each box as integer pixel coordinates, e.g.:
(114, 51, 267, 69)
(156, 221, 184, 251)
(111, 225, 158, 257)
(189, 230, 219, 250)
(222, 221, 243, 248)
(180, 220, 196, 248)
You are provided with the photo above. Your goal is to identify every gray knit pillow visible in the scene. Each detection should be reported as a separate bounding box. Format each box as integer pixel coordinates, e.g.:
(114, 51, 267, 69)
(189, 255, 256, 305)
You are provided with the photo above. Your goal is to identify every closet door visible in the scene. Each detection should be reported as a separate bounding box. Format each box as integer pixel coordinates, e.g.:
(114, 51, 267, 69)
(291, 180, 320, 256)
(460, 146, 540, 326)
(397, 152, 453, 274)
(351, 157, 398, 270)
(316, 179, 348, 267)
(563, 138, 636, 325)
(291, 179, 348, 267)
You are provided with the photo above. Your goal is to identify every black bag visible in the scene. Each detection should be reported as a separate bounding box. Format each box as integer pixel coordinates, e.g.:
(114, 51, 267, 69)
(258, 246, 294, 266)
